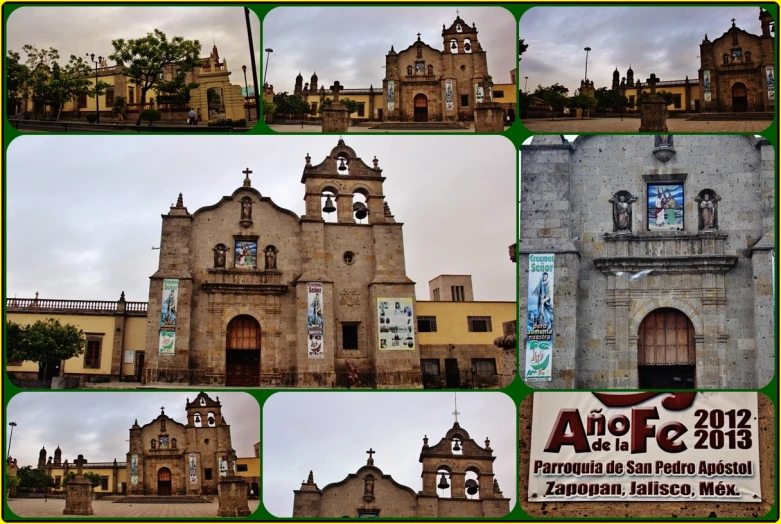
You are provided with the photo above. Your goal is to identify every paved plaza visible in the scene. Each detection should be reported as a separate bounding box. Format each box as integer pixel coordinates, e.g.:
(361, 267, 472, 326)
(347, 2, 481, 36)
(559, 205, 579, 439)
(7, 498, 261, 518)
(268, 123, 476, 133)
(522, 117, 772, 133)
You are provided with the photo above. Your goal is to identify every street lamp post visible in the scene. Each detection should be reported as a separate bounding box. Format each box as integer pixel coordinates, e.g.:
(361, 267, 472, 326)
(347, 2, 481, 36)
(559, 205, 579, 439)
(583, 47, 592, 83)
(7, 422, 17, 461)
(87, 53, 102, 124)
(263, 48, 273, 87)
(524, 76, 529, 93)
(242, 65, 250, 121)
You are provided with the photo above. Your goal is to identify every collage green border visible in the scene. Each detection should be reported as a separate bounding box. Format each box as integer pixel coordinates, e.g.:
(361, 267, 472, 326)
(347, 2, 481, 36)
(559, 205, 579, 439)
(1, 1, 779, 523)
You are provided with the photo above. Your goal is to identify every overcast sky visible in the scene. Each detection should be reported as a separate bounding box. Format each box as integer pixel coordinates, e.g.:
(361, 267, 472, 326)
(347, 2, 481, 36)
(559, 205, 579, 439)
(263, 392, 516, 517)
(6, 135, 515, 303)
(6, 392, 259, 469)
(7, 7, 260, 83)
(263, 7, 517, 92)
(520, 7, 766, 94)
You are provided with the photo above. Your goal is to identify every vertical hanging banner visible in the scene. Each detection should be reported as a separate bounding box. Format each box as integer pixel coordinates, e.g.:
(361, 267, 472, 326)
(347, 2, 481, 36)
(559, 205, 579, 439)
(387, 81, 395, 111)
(307, 282, 325, 359)
(475, 84, 484, 104)
(189, 453, 197, 484)
(766, 66, 774, 101)
(528, 392, 761, 502)
(703, 70, 711, 89)
(159, 279, 178, 356)
(377, 298, 415, 350)
(525, 254, 554, 381)
(219, 459, 228, 477)
(130, 454, 138, 485)
(445, 80, 454, 111)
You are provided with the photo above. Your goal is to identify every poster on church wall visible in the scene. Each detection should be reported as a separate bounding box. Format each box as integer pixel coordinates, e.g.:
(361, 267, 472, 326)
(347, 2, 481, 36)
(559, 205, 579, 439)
(528, 392, 761, 503)
(648, 184, 683, 231)
(704, 91, 712, 102)
(387, 81, 395, 111)
(235, 240, 257, 268)
(475, 84, 484, 104)
(159, 330, 176, 356)
(160, 279, 178, 328)
(189, 453, 197, 484)
(307, 282, 325, 359)
(124, 350, 135, 364)
(445, 80, 454, 111)
(130, 454, 138, 485)
(703, 70, 711, 89)
(219, 459, 228, 477)
(377, 298, 415, 350)
(525, 254, 554, 381)
(766, 66, 774, 101)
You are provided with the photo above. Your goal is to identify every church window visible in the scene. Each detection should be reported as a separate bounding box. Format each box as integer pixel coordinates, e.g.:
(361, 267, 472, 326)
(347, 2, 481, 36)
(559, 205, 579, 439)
(421, 359, 440, 376)
(342, 323, 359, 350)
(55, 476, 62, 486)
(237, 464, 248, 472)
(105, 88, 114, 107)
(128, 87, 135, 104)
(417, 316, 437, 332)
(358, 510, 380, 518)
(357, 103, 365, 117)
(194, 412, 202, 427)
(472, 358, 497, 376)
(204, 439, 210, 444)
(450, 39, 458, 54)
(171, 438, 177, 449)
(460, 94, 469, 107)
(460, 65, 466, 71)
(83, 334, 103, 368)
(343, 251, 355, 264)
(463, 38, 472, 53)
(467, 316, 492, 332)
(204, 468, 213, 480)
(100, 476, 109, 490)
(673, 94, 682, 109)
(451, 285, 465, 301)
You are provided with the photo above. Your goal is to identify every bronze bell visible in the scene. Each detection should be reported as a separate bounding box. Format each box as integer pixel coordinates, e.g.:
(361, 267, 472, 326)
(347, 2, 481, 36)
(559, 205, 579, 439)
(464, 43, 471, 52)
(438, 472, 450, 490)
(451, 41, 457, 50)
(323, 196, 336, 214)
(353, 202, 368, 220)
(465, 479, 479, 496)
(452, 439, 461, 452)
(337, 157, 347, 171)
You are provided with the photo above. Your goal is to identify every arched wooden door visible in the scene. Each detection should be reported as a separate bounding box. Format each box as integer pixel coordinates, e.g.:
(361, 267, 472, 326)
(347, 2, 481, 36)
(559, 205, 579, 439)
(732, 82, 748, 112)
(157, 467, 172, 496)
(638, 308, 695, 389)
(414, 94, 428, 122)
(226, 315, 260, 387)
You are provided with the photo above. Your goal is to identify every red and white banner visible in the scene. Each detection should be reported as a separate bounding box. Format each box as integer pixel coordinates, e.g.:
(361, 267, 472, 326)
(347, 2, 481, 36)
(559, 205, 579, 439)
(529, 392, 761, 502)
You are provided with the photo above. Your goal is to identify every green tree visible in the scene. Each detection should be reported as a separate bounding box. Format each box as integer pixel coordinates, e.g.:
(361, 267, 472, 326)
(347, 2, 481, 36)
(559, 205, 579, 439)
(533, 83, 569, 117)
(156, 72, 198, 116)
(7, 474, 21, 494)
(519, 39, 528, 60)
(263, 100, 277, 122)
(568, 93, 597, 119)
(109, 29, 202, 125)
(62, 471, 102, 488)
(638, 89, 675, 106)
(113, 95, 127, 119)
(17, 466, 56, 492)
(7, 51, 31, 116)
(207, 88, 221, 105)
(272, 92, 309, 118)
(318, 97, 359, 115)
(7, 319, 86, 381)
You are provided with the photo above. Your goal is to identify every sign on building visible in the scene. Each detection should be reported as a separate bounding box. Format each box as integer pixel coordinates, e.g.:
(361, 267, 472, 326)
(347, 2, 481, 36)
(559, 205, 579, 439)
(528, 392, 761, 502)
(159, 279, 179, 355)
(377, 298, 415, 350)
(307, 282, 325, 359)
(525, 254, 554, 380)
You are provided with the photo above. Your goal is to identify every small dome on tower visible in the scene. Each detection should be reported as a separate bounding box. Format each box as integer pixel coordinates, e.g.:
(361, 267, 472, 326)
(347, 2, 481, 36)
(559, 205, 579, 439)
(627, 65, 634, 73)
(613, 68, 620, 78)
(296, 72, 303, 82)
(310, 71, 318, 81)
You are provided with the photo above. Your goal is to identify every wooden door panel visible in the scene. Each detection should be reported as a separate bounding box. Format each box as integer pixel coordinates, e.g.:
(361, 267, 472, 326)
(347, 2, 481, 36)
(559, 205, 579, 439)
(638, 308, 695, 366)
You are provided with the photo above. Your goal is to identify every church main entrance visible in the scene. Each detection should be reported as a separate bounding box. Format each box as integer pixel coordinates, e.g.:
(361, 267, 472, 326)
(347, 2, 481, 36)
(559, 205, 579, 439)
(225, 315, 261, 387)
(414, 94, 428, 122)
(157, 467, 172, 496)
(731, 82, 748, 112)
(637, 308, 696, 389)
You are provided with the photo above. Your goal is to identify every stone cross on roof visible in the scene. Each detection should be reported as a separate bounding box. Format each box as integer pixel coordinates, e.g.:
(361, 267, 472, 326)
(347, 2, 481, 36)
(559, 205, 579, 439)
(417, 32, 421, 41)
(75, 454, 86, 477)
(646, 74, 659, 95)
(731, 18, 736, 26)
(243, 168, 253, 187)
(366, 448, 375, 465)
(160, 406, 165, 415)
(330, 81, 343, 103)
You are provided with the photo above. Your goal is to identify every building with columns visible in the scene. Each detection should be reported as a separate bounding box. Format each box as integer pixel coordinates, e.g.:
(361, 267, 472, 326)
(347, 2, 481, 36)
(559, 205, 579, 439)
(292, 420, 510, 518)
(519, 135, 774, 390)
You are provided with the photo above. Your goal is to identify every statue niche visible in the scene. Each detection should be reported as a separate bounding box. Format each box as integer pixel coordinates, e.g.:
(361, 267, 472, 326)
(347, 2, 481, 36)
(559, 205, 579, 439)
(695, 189, 720, 231)
(214, 244, 227, 268)
(609, 190, 638, 232)
(264, 245, 278, 271)
(240, 197, 253, 228)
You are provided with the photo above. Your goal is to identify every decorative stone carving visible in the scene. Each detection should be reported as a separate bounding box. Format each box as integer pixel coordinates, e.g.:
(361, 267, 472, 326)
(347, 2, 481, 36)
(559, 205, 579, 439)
(364, 475, 375, 496)
(241, 197, 252, 220)
(264, 245, 278, 270)
(609, 191, 638, 232)
(340, 290, 360, 306)
(214, 244, 227, 268)
(695, 189, 721, 231)
(653, 135, 676, 163)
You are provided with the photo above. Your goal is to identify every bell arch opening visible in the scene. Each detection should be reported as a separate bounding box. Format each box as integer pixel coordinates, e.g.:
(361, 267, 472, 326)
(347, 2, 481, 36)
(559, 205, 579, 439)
(637, 308, 695, 389)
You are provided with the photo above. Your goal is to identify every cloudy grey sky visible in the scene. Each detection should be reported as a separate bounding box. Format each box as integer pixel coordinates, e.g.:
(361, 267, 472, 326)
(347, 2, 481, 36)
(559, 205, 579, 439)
(6, 135, 515, 303)
(7, 7, 260, 82)
(6, 392, 259, 469)
(263, 392, 516, 517)
(263, 7, 517, 92)
(520, 7, 766, 94)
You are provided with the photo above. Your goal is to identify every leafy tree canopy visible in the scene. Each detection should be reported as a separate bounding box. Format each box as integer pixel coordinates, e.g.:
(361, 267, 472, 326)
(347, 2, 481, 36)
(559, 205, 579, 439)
(7, 319, 85, 379)
(62, 471, 102, 488)
(17, 466, 56, 491)
(272, 92, 309, 117)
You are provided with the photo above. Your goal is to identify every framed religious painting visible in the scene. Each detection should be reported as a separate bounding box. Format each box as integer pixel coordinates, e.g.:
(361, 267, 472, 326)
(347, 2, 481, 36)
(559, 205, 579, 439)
(647, 183, 684, 231)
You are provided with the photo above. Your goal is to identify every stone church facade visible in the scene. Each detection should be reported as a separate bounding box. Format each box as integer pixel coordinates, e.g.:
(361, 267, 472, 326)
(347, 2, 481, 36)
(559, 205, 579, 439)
(519, 135, 774, 390)
(144, 140, 419, 388)
(293, 421, 510, 518)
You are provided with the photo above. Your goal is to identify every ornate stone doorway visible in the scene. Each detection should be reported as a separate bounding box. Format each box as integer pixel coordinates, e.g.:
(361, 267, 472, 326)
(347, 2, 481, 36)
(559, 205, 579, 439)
(637, 308, 695, 389)
(732, 82, 748, 112)
(225, 315, 261, 387)
(157, 467, 172, 496)
(414, 94, 428, 122)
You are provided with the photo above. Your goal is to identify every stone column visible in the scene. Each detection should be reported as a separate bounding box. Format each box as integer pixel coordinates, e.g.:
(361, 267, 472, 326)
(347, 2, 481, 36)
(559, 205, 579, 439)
(639, 74, 668, 132)
(63, 455, 94, 516)
(217, 449, 251, 517)
(473, 104, 505, 132)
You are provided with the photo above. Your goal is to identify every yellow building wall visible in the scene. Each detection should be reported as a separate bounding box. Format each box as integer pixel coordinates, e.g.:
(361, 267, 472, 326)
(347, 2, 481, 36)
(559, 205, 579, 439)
(121, 316, 148, 376)
(237, 457, 260, 478)
(7, 312, 115, 375)
(48, 466, 126, 492)
(302, 93, 384, 120)
(624, 84, 699, 111)
(416, 301, 515, 345)
(492, 83, 516, 104)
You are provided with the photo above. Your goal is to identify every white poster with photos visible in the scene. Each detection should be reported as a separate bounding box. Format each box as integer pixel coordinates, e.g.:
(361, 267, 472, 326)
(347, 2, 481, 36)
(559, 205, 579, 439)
(377, 297, 415, 350)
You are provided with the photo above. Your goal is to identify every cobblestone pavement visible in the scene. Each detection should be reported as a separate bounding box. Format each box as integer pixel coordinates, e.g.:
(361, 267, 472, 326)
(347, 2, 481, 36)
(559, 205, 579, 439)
(522, 118, 771, 133)
(7, 499, 261, 518)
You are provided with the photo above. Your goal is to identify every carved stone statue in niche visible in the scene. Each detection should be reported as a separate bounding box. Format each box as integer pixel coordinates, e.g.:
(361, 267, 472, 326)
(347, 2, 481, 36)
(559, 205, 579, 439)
(654, 135, 674, 148)
(695, 189, 721, 230)
(609, 191, 638, 232)
(150, 439, 156, 450)
(264, 246, 278, 270)
(407, 65, 413, 76)
(427, 64, 433, 75)
(364, 475, 375, 496)
(241, 197, 252, 220)
(214, 244, 227, 268)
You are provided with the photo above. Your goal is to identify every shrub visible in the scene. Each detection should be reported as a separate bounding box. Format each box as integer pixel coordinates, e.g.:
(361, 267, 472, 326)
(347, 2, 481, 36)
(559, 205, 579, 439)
(86, 113, 98, 124)
(140, 109, 162, 125)
(207, 118, 247, 127)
